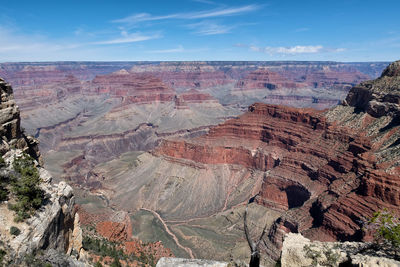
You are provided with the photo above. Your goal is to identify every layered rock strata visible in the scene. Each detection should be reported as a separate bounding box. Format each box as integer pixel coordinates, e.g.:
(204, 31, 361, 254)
(154, 61, 400, 260)
(89, 71, 175, 105)
(0, 78, 40, 158)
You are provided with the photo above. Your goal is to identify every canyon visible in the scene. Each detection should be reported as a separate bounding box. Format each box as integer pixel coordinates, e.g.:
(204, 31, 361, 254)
(1, 60, 396, 265)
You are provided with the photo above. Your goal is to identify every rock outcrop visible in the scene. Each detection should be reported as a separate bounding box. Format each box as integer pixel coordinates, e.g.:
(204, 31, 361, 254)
(345, 60, 400, 119)
(0, 78, 40, 159)
(0, 78, 85, 266)
(281, 233, 400, 267)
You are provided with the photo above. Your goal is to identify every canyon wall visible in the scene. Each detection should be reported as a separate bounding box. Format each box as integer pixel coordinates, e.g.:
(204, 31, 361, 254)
(0, 78, 85, 265)
(0, 61, 392, 263)
(152, 61, 400, 260)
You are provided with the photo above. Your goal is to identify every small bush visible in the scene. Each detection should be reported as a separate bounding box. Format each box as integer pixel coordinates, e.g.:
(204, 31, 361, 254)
(9, 153, 44, 222)
(10, 226, 21, 236)
(0, 185, 8, 202)
(0, 157, 6, 168)
(0, 249, 6, 264)
(0, 157, 9, 202)
(303, 244, 340, 267)
(369, 209, 400, 251)
(110, 255, 122, 267)
(23, 253, 52, 267)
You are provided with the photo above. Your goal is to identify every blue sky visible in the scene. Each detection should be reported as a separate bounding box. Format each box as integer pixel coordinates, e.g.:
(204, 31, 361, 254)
(0, 0, 399, 62)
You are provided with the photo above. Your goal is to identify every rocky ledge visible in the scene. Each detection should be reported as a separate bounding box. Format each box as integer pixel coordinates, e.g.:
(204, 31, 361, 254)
(345, 60, 400, 118)
(281, 233, 400, 267)
(0, 78, 86, 266)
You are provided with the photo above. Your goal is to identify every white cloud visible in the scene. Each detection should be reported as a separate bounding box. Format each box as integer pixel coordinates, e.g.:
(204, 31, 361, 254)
(192, 0, 217, 5)
(0, 27, 81, 54)
(112, 5, 260, 24)
(93, 32, 161, 45)
(187, 21, 233, 35)
(187, 5, 259, 19)
(0, 26, 161, 61)
(112, 13, 178, 24)
(147, 45, 185, 53)
(244, 44, 345, 55)
(145, 45, 208, 54)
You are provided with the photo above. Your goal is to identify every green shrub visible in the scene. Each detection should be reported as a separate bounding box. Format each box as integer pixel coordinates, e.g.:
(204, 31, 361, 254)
(303, 244, 340, 267)
(23, 253, 52, 267)
(0, 157, 6, 169)
(8, 153, 44, 222)
(82, 236, 125, 259)
(0, 157, 9, 202)
(110, 255, 122, 267)
(369, 209, 400, 251)
(10, 226, 21, 236)
(0, 185, 8, 202)
(0, 249, 6, 264)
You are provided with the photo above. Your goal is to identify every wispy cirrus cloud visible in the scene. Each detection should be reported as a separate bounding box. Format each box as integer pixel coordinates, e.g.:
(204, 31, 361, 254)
(0, 25, 162, 61)
(93, 31, 161, 45)
(147, 45, 185, 53)
(187, 21, 233, 35)
(146, 45, 208, 54)
(0, 26, 81, 53)
(236, 43, 346, 54)
(251, 45, 325, 54)
(192, 0, 219, 5)
(112, 4, 260, 25)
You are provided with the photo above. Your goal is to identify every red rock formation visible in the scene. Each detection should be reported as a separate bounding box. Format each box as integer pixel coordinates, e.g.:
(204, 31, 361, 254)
(174, 95, 189, 109)
(96, 220, 132, 242)
(124, 240, 173, 259)
(6, 65, 67, 87)
(155, 139, 279, 171)
(235, 69, 304, 90)
(154, 61, 400, 260)
(179, 89, 217, 103)
(301, 68, 370, 90)
(173, 89, 219, 109)
(77, 204, 173, 265)
(236, 66, 370, 92)
(130, 62, 234, 89)
(4, 66, 83, 110)
(90, 71, 176, 105)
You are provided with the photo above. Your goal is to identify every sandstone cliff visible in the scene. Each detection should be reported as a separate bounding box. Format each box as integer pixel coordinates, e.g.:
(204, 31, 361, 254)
(152, 60, 400, 261)
(0, 78, 86, 266)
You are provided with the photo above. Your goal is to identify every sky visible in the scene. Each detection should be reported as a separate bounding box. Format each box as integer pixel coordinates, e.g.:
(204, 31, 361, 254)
(0, 0, 399, 62)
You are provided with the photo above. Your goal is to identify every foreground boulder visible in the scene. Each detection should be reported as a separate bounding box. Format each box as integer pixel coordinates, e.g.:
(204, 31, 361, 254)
(281, 233, 400, 267)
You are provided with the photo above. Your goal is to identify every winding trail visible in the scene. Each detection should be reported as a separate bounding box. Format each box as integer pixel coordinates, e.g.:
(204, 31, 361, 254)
(140, 208, 195, 259)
